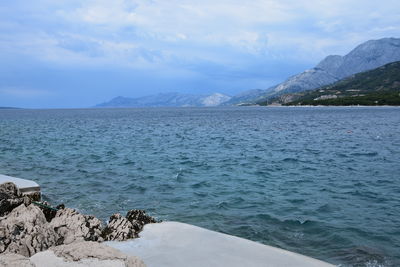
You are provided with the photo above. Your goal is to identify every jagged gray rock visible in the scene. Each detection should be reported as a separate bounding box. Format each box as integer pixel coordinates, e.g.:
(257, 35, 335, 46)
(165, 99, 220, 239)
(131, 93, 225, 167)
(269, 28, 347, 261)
(126, 209, 157, 230)
(0, 205, 155, 257)
(49, 208, 103, 245)
(41, 202, 65, 222)
(102, 213, 138, 241)
(102, 210, 157, 241)
(0, 182, 24, 217)
(0, 204, 58, 257)
(0, 182, 157, 258)
(0, 182, 20, 198)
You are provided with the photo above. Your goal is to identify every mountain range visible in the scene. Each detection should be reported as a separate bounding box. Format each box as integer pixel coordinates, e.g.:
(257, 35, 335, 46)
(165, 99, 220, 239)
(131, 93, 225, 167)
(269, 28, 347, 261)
(264, 61, 400, 106)
(231, 37, 400, 105)
(95, 93, 231, 108)
(96, 37, 400, 108)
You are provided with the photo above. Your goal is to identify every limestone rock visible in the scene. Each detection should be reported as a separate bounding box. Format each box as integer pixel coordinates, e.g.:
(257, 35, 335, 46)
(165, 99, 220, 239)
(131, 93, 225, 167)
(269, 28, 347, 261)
(0, 182, 24, 217)
(102, 210, 157, 241)
(39, 202, 64, 222)
(102, 213, 137, 241)
(50, 241, 145, 266)
(126, 209, 157, 231)
(0, 182, 21, 197)
(0, 204, 58, 257)
(0, 253, 34, 267)
(26, 191, 41, 202)
(1, 242, 146, 267)
(0, 182, 156, 258)
(49, 208, 103, 244)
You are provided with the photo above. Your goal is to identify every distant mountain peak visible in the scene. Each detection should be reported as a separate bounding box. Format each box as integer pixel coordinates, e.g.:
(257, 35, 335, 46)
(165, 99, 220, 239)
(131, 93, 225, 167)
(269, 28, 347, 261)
(201, 93, 231, 107)
(248, 37, 400, 103)
(316, 55, 343, 73)
(276, 60, 400, 106)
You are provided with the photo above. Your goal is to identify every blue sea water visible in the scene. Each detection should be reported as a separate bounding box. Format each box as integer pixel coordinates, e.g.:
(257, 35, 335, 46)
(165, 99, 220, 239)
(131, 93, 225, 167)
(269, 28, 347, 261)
(0, 107, 399, 266)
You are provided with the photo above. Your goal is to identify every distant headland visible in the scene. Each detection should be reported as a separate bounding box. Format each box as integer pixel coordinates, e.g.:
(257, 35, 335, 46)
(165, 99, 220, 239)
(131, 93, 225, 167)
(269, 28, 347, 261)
(0, 107, 21, 109)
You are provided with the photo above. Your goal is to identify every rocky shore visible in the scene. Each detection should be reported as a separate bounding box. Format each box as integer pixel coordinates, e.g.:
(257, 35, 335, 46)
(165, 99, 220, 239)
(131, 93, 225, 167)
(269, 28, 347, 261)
(0, 182, 157, 266)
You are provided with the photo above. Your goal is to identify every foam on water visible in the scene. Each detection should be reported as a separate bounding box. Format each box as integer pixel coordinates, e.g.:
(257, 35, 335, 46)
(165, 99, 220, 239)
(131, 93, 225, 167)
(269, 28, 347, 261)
(0, 107, 399, 266)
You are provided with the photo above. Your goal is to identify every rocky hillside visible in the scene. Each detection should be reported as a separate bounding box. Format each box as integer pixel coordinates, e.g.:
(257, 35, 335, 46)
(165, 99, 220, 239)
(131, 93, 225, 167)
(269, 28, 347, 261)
(230, 37, 400, 105)
(96, 92, 231, 108)
(95, 38, 400, 108)
(264, 61, 400, 106)
(220, 89, 265, 106)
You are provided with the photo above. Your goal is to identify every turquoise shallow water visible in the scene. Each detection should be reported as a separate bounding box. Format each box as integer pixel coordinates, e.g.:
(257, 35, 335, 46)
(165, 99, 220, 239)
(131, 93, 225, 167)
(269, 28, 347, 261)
(0, 107, 399, 266)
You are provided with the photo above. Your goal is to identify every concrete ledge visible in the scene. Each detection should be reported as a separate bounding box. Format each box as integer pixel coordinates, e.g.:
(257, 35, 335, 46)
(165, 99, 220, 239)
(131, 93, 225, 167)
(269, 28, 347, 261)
(0, 174, 40, 194)
(107, 221, 335, 267)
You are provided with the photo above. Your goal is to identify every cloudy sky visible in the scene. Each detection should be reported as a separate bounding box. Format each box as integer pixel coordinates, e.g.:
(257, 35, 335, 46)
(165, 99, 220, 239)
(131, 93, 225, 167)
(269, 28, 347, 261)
(1, 0, 399, 108)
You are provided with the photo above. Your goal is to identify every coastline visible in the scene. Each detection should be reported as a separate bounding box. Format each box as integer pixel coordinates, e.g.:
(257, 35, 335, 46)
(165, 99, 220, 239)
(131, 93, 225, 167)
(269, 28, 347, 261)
(0, 179, 335, 266)
(264, 104, 400, 107)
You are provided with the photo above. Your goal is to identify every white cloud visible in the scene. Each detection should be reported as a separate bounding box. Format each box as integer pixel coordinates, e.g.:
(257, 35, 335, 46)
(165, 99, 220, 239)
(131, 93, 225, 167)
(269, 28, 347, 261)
(1, 0, 399, 107)
(2, 0, 400, 68)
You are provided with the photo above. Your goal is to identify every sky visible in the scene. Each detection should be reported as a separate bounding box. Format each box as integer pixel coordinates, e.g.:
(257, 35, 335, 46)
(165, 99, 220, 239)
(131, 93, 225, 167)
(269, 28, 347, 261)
(0, 0, 399, 108)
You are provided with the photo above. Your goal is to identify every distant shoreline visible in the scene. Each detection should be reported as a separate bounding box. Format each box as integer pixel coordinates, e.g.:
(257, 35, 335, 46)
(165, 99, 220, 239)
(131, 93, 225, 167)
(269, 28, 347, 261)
(0, 105, 399, 110)
(266, 105, 400, 108)
(0, 107, 21, 110)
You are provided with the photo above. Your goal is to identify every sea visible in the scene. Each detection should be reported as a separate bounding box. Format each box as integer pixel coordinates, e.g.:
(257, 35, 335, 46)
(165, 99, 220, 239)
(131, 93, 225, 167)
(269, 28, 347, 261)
(0, 106, 399, 267)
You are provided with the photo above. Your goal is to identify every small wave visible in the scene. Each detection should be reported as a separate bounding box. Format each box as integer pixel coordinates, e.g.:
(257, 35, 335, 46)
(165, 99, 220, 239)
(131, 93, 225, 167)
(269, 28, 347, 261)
(194, 192, 208, 197)
(337, 246, 390, 267)
(121, 160, 135, 166)
(254, 214, 315, 227)
(156, 183, 174, 192)
(254, 213, 274, 221)
(216, 201, 229, 209)
(230, 196, 245, 204)
(288, 198, 306, 204)
(376, 179, 393, 184)
(282, 157, 299, 163)
(191, 181, 210, 188)
(316, 204, 339, 213)
(301, 166, 318, 171)
(280, 217, 316, 227)
(89, 154, 102, 160)
(350, 152, 379, 157)
(122, 183, 147, 193)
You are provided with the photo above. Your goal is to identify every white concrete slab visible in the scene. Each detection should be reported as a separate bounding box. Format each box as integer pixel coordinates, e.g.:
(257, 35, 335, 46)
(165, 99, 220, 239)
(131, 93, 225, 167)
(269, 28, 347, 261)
(107, 221, 335, 267)
(0, 174, 40, 193)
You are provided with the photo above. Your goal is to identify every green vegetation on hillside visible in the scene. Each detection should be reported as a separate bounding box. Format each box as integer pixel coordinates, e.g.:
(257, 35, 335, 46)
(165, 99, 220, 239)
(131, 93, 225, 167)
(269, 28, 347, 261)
(293, 91, 400, 106)
(261, 61, 400, 106)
